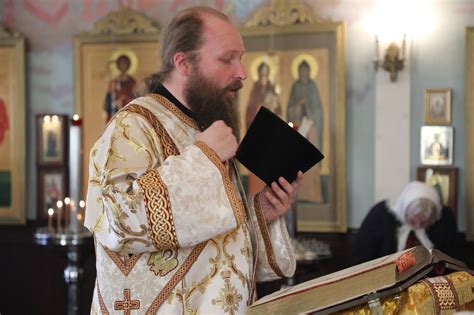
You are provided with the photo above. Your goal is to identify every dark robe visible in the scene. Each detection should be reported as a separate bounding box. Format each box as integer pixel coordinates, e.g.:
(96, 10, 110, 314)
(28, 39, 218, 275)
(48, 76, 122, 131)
(352, 201, 458, 265)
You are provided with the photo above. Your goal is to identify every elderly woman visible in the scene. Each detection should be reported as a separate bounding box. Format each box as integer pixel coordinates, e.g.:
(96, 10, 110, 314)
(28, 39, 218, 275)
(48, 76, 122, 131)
(352, 181, 458, 265)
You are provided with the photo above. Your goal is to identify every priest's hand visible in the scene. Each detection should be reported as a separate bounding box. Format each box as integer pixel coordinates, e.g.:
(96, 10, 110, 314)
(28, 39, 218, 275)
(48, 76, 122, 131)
(258, 171, 303, 224)
(196, 120, 238, 162)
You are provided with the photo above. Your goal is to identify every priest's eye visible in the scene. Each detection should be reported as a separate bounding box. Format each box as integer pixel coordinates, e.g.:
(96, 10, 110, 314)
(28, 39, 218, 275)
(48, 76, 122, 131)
(219, 58, 233, 64)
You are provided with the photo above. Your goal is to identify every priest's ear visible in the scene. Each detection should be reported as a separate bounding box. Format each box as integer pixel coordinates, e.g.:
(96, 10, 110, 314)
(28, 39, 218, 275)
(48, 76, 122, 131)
(172, 51, 195, 77)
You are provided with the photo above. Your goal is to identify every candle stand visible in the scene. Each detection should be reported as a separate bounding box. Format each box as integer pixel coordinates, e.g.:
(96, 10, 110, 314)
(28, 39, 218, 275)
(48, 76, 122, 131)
(34, 227, 92, 315)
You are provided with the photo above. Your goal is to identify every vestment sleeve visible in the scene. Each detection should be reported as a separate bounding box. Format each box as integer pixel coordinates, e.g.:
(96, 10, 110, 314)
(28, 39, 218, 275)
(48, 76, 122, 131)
(249, 194, 296, 281)
(84, 111, 244, 254)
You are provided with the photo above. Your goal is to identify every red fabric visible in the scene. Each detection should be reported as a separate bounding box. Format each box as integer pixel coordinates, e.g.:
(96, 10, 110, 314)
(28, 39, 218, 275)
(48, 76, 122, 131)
(0, 99, 9, 145)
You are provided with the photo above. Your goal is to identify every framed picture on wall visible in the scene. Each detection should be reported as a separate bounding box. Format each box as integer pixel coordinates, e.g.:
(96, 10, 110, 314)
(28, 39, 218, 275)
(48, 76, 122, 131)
(239, 1, 346, 232)
(37, 167, 68, 221)
(36, 114, 69, 166)
(416, 166, 458, 214)
(0, 24, 26, 224)
(424, 88, 452, 125)
(420, 126, 453, 165)
(73, 7, 161, 197)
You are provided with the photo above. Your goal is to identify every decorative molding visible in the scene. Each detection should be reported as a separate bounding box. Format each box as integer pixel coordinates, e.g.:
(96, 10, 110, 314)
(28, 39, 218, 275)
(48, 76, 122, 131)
(244, 0, 328, 27)
(0, 24, 19, 39)
(86, 7, 160, 36)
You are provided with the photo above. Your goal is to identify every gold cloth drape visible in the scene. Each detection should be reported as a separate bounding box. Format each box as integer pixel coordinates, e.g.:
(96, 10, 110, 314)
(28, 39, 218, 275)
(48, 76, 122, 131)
(338, 271, 474, 315)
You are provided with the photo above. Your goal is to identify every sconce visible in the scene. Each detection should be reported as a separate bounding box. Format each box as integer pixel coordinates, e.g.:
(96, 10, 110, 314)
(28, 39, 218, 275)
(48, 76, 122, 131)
(374, 34, 406, 82)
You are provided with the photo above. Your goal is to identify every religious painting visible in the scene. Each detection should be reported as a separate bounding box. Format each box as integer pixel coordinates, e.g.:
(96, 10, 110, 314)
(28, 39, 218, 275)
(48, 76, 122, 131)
(465, 26, 474, 241)
(37, 167, 68, 221)
(0, 25, 26, 224)
(73, 8, 161, 196)
(424, 88, 452, 125)
(239, 1, 346, 232)
(420, 126, 453, 166)
(36, 114, 69, 166)
(416, 166, 458, 215)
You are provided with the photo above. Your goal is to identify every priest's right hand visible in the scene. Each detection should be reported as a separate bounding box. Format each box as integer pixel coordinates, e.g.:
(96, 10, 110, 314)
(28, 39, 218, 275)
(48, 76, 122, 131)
(196, 120, 238, 162)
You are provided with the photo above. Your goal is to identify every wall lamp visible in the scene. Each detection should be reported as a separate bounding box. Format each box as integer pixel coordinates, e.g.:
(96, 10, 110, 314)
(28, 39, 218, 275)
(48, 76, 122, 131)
(374, 34, 406, 82)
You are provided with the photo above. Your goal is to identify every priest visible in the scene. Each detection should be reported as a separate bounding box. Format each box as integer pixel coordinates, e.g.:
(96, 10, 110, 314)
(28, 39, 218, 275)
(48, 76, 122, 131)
(85, 6, 302, 314)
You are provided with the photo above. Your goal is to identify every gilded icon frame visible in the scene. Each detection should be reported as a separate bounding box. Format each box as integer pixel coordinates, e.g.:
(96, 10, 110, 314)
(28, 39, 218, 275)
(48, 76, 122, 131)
(73, 8, 161, 196)
(423, 88, 452, 125)
(420, 126, 453, 166)
(239, 1, 346, 232)
(0, 25, 25, 224)
(465, 27, 474, 241)
(37, 167, 69, 222)
(36, 114, 69, 166)
(416, 166, 458, 215)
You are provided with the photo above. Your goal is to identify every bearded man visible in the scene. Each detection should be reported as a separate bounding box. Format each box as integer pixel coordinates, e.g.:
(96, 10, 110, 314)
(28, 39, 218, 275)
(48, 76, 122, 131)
(85, 6, 302, 314)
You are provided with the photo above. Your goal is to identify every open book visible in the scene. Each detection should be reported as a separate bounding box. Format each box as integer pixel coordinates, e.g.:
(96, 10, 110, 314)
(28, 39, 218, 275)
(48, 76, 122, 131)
(248, 246, 471, 315)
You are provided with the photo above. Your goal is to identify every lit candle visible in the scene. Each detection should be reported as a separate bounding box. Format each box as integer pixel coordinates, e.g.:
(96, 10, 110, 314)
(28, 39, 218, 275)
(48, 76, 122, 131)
(77, 213, 83, 230)
(56, 200, 63, 232)
(79, 200, 86, 231)
(64, 197, 71, 231)
(70, 200, 77, 233)
(48, 208, 54, 232)
(70, 115, 83, 208)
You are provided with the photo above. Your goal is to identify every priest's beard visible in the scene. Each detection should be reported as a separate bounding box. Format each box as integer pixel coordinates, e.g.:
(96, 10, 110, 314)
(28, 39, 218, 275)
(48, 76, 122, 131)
(184, 65, 242, 141)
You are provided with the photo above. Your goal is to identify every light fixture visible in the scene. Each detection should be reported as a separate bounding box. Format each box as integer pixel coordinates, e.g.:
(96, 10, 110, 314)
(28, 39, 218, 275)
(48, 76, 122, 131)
(374, 34, 406, 82)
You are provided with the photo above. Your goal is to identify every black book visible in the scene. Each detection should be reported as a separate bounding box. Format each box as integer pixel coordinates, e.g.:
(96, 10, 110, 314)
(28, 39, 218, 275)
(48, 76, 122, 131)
(236, 107, 324, 185)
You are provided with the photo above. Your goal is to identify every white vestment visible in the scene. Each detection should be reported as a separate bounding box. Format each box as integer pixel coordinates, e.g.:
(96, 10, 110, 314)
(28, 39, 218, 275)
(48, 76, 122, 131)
(85, 93, 296, 314)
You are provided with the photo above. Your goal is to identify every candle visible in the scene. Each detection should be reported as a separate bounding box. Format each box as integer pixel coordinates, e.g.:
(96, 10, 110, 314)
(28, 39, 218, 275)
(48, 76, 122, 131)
(401, 34, 406, 60)
(64, 197, 71, 231)
(79, 200, 86, 231)
(375, 35, 380, 61)
(48, 208, 54, 232)
(70, 200, 78, 233)
(56, 200, 63, 232)
(77, 213, 83, 230)
(70, 115, 83, 208)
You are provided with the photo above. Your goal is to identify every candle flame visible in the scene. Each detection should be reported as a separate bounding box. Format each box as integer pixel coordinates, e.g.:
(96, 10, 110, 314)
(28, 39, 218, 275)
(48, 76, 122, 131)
(79, 200, 85, 208)
(48, 208, 54, 216)
(64, 197, 71, 205)
(56, 200, 63, 208)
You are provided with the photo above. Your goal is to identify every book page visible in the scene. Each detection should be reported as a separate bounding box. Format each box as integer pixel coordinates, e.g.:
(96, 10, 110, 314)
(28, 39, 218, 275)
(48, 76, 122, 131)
(253, 248, 414, 306)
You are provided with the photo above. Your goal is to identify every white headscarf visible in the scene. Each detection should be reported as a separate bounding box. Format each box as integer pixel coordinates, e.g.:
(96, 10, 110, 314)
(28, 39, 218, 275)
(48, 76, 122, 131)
(389, 181, 442, 251)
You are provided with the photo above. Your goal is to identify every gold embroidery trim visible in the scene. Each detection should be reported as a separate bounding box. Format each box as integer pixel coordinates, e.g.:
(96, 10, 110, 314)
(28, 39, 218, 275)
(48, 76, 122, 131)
(194, 140, 246, 226)
(423, 276, 460, 313)
(253, 194, 285, 277)
(146, 242, 208, 314)
(114, 288, 141, 313)
(122, 104, 179, 157)
(103, 245, 143, 276)
(149, 93, 199, 130)
(138, 169, 179, 250)
(107, 102, 207, 311)
(97, 280, 110, 315)
(121, 104, 180, 250)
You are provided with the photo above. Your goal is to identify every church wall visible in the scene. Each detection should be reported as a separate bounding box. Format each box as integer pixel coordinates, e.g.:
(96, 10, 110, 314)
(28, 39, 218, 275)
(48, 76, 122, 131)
(410, 1, 473, 232)
(0, 0, 472, 231)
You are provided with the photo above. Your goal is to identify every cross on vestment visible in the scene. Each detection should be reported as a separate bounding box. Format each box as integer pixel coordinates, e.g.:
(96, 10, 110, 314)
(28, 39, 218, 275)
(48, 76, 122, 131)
(114, 289, 140, 315)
